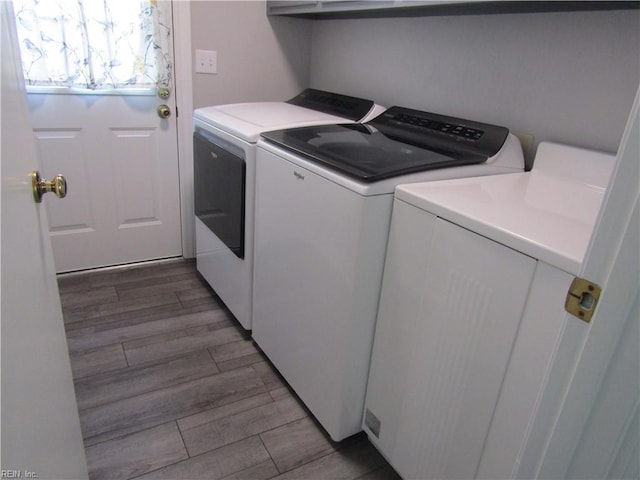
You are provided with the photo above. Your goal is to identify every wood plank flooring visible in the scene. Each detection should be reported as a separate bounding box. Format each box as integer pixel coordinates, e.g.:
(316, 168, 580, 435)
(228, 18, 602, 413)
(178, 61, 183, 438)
(59, 259, 400, 480)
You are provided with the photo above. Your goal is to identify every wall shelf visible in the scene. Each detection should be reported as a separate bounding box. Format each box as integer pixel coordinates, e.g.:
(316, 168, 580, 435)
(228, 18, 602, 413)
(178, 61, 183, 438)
(267, 1, 640, 19)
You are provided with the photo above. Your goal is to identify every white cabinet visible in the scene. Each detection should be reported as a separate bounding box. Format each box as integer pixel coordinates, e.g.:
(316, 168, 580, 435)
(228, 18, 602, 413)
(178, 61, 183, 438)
(363, 199, 536, 479)
(363, 142, 616, 479)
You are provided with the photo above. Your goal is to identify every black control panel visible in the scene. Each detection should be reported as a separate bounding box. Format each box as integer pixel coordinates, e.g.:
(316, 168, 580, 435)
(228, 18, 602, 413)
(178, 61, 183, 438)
(286, 88, 375, 122)
(393, 112, 484, 140)
(371, 106, 509, 158)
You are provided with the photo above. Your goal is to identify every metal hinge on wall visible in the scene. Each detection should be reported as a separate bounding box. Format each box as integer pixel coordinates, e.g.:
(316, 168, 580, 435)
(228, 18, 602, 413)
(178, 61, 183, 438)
(565, 277, 602, 323)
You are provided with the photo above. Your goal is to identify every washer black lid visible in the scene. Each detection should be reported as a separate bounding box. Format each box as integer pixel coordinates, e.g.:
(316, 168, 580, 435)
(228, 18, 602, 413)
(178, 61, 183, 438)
(285, 88, 375, 121)
(260, 106, 510, 183)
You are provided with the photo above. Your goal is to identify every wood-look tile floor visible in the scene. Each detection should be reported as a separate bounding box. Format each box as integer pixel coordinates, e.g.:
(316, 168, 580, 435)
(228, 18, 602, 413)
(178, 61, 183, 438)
(59, 259, 400, 480)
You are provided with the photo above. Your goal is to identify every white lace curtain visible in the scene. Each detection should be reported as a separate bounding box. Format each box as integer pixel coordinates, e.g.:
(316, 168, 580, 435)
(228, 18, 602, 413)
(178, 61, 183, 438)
(12, 0, 172, 90)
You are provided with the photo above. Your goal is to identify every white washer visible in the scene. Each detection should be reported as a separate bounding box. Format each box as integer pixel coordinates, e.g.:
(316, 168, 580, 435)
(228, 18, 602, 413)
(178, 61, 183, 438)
(252, 106, 525, 441)
(363, 142, 616, 479)
(193, 89, 385, 330)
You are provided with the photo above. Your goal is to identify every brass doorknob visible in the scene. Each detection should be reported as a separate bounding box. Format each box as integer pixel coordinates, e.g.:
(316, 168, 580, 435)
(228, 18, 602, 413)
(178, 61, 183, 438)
(31, 170, 67, 203)
(157, 104, 171, 118)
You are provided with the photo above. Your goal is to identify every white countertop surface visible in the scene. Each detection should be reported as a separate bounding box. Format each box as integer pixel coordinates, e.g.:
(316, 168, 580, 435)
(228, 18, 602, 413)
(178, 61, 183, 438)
(395, 142, 616, 275)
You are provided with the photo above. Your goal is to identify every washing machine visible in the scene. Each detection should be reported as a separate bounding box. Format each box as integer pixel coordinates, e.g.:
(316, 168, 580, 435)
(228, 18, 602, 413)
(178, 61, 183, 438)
(251, 106, 525, 441)
(193, 89, 385, 330)
(362, 142, 616, 479)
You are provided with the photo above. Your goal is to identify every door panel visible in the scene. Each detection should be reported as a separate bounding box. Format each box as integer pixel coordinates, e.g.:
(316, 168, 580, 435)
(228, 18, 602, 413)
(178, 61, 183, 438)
(29, 90, 182, 272)
(111, 127, 160, 225)
(34, 128, 95, 233)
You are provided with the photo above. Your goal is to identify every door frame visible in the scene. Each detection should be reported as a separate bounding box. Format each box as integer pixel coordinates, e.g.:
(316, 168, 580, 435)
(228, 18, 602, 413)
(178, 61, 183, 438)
(173, 0, 195, 258)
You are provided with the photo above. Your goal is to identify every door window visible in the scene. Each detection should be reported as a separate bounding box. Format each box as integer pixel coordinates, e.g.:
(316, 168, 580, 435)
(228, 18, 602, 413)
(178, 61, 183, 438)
(12, 0, 171, 91)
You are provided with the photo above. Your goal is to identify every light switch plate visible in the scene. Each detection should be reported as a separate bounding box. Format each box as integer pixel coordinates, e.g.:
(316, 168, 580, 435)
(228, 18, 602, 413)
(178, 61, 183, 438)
(195, 49, 217, 74)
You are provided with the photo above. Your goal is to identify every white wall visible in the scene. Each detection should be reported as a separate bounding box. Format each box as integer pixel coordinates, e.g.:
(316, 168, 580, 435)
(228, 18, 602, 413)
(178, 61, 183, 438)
(190, 0, 312, 109)
(308, 9, 639, 164)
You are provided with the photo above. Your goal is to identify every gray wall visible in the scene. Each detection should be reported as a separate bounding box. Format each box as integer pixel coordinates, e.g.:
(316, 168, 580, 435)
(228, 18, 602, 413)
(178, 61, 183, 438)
(190, 0, 312, 109)
(309, 9, 640, 161)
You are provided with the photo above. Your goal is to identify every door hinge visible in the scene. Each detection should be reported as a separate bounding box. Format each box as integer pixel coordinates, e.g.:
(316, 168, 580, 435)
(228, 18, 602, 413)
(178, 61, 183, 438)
(565, 277, 602, 323)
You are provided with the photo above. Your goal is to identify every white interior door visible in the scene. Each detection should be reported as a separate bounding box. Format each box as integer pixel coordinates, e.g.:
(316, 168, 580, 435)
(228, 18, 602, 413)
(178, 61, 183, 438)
(513, 88, 640, 479)
(22, 1, 182, 273)
(534, 88, 640, 479)
(1, 2, 88, 477)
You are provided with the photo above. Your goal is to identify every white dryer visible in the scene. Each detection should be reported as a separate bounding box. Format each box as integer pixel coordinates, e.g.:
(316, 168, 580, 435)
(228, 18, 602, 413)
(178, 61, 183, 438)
(363, 142, 616, 479)
(252, 106, 525, 441)
(193, 89, 384, 330)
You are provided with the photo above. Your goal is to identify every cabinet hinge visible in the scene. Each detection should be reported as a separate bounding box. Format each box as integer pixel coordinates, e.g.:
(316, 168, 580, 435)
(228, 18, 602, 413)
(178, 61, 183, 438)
(565, 277, 602, 323)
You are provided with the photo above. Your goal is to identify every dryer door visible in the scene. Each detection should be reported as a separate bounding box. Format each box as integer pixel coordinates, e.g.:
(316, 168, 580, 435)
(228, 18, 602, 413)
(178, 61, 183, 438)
(194, 129, 246, 258)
